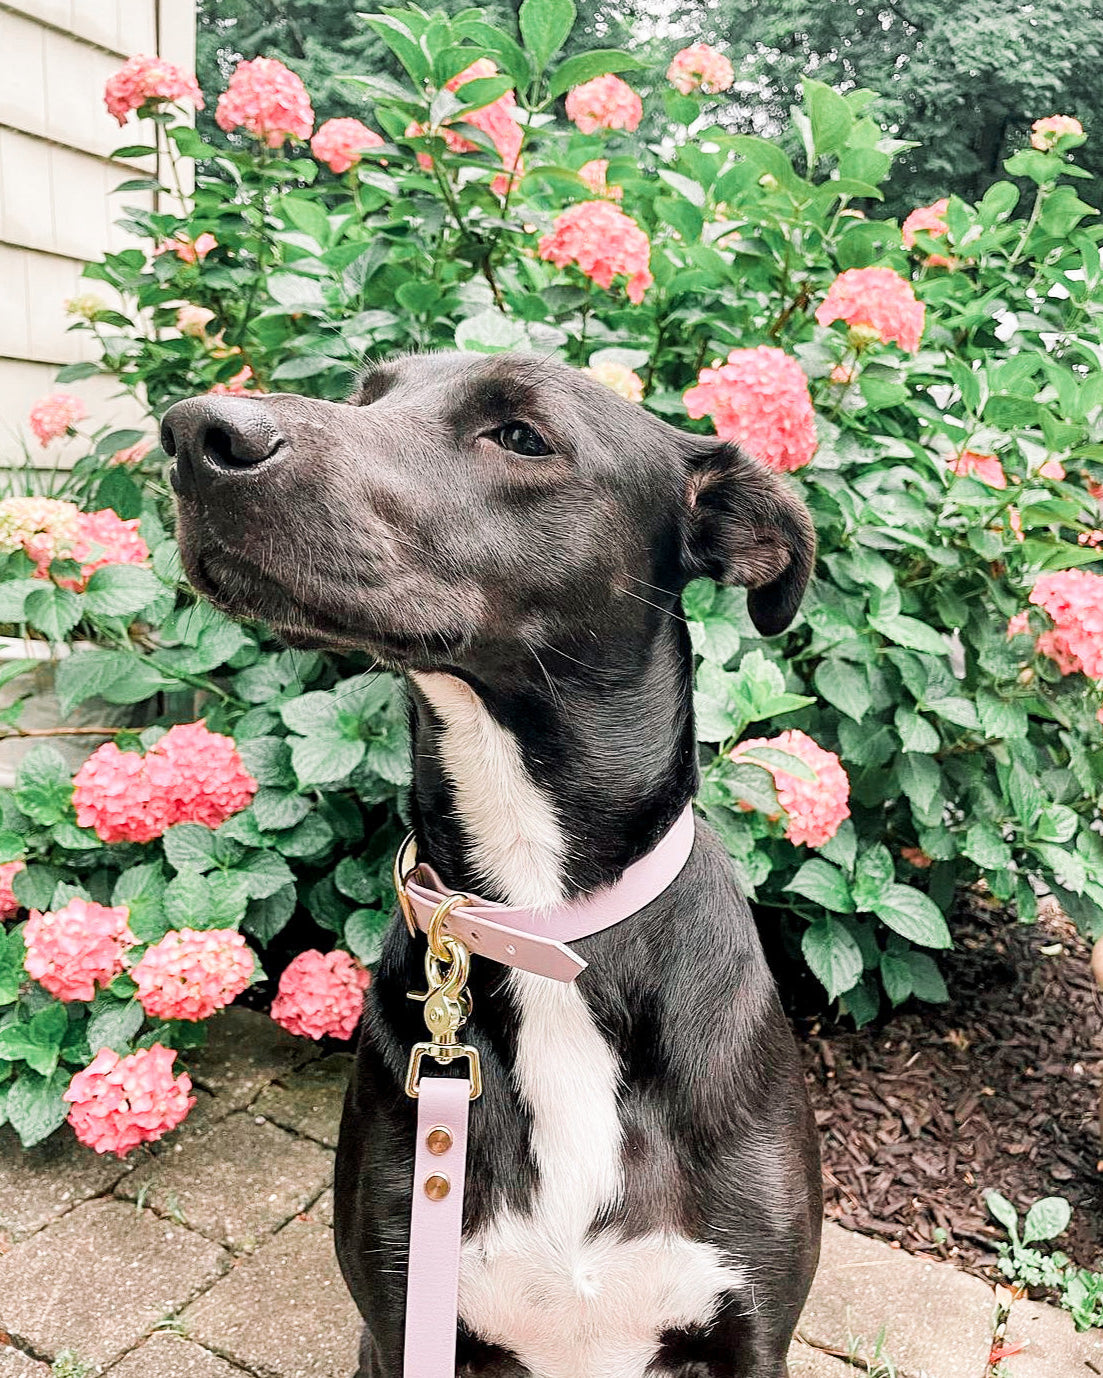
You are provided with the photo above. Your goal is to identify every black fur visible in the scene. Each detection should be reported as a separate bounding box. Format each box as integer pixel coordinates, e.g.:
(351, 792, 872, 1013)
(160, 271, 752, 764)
(165, 351, 822, 1377)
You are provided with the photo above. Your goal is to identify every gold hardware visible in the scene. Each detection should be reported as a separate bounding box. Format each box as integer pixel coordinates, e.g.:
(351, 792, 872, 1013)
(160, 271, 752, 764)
(393, 831, 419, 937)
(426, 1126, 453, 1155)
(424, 1173, 451, 1201)
(405, 891, 481, 1101)
(405, 1041, 483, 1100)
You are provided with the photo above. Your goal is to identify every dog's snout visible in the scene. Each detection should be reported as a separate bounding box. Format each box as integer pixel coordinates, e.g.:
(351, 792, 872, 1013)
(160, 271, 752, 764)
(163, 396, 284, 494)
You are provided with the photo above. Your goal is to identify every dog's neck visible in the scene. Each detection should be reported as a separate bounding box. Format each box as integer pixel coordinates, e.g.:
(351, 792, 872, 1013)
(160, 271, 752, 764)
(407, 616, 696, 906)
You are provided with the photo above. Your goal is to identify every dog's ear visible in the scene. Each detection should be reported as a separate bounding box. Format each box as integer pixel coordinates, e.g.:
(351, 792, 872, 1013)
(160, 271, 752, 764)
(681, 439, 816, 636)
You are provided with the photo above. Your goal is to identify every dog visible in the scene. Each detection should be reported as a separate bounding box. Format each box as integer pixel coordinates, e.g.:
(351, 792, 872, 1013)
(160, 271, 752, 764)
(163, 351, 822, 1378)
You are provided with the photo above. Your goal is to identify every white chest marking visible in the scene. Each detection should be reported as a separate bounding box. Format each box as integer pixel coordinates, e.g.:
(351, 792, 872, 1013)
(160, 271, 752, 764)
(410, 673, 742, 1376)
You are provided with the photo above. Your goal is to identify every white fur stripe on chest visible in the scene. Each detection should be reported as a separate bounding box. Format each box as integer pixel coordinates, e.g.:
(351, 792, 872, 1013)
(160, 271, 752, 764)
(411, 671, 567, 910)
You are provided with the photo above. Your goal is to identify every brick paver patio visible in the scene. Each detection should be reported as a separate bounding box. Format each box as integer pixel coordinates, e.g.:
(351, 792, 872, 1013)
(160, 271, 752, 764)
(1, 1006, 1099, 1377)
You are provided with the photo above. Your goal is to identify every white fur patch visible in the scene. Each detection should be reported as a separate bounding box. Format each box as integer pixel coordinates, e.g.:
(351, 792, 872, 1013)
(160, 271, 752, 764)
(411, 671, 567, 909)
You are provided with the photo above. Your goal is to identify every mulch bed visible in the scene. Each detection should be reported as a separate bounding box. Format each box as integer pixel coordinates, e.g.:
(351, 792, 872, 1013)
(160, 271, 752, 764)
(793, 894, 1103, 1278)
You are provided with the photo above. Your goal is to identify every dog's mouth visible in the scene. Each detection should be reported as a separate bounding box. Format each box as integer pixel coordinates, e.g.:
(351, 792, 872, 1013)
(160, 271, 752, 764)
(189, 547, 468, 664)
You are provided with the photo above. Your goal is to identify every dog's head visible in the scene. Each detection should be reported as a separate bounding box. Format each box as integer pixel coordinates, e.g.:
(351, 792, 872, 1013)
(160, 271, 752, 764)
(164, 351, 814, 666)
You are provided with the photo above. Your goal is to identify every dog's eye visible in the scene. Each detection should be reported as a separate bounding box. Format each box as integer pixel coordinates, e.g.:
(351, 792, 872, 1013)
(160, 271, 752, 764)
(492, 422, 553, 457)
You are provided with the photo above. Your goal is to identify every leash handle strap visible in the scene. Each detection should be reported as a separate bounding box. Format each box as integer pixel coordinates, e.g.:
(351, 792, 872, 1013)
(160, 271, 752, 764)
(404, 1075, 471, 1378)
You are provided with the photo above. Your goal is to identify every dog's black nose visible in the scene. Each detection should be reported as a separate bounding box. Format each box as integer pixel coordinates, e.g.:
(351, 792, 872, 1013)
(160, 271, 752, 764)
(162, 396, 284, 495)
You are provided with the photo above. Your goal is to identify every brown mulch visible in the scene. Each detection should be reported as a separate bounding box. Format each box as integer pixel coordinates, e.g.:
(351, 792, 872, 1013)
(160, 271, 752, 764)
(795, 895, 1103, 1278)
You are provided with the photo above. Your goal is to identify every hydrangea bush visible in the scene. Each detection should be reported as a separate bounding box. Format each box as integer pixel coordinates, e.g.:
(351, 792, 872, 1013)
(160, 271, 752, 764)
(2, 0, 1103, 1150)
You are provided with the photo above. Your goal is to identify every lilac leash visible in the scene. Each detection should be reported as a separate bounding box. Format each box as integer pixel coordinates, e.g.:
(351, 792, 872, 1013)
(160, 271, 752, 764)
(395, 804, 696, 1377)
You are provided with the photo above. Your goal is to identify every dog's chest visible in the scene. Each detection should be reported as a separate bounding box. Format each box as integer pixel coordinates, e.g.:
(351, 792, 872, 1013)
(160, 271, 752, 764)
(458, 971, 743, 1378)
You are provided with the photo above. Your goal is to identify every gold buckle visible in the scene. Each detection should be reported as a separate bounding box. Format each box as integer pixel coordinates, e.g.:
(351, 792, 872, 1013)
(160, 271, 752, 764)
(405, 1042, 483, 1100)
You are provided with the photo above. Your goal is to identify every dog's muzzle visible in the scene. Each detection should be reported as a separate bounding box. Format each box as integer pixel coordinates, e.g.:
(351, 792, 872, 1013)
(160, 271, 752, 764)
(162, 395, 285, 496)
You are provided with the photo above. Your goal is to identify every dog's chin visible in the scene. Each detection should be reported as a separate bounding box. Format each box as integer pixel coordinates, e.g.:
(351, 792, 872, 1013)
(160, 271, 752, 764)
(185, 548, 469, 668)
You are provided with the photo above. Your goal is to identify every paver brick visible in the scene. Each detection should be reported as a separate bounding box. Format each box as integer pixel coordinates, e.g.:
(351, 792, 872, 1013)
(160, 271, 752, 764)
(799, 1222, 995, 1378)
(0, 1345, 48, 1378)
(1000, 1293, 1103, 1377)
(788, 1341, 857, 1377)
(188, 1007, 319, 1111)
(116, 1112, 334, 1252)
(0, 1199, 226, 1367)
(183, 1218, 360, 1378)
(0, 1122, 134, 1244)
(105, 1330, 244, 1378)
(252, 1053, 352, 1147)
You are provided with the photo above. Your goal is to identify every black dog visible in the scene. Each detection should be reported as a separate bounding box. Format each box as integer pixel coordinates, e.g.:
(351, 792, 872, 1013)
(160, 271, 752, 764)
(164, 352, 822, 1378)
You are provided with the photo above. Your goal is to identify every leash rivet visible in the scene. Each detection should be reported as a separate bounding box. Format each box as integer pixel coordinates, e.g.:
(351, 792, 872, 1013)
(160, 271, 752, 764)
(426, 1126, 453, 1155)
(424, 1173, 451, 1201)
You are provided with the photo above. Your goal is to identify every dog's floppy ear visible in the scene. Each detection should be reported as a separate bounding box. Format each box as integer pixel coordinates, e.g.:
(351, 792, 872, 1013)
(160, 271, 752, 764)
(681, 439, 816, 636)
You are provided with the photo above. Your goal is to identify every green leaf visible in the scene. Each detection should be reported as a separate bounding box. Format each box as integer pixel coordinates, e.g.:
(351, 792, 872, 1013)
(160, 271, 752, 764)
(205, 874, 252, 929)
(0, 829, 26, 865)
(82, 564, 161, 619)
(344, 907, 390, 966)
(814, 660, 871, 723)
(963, 822, 1012, 872)
(14, 747, 73, 826)
(455, 310, 528, 354)
(802, 918, 864, 1001)
(905, 951, 949, 1003)
(232, 850, 295, 900)
(252, 788, 311, 832)
(520, 0, 575, 68)
(243, 884, 296, 944)
(335, 855, 383, 905)
(545, 49, 643, 101)
(897, 753, 943, 817)
(1023, 1196, 1072, 1245)
(986, 1190, 1020, 1238)
(852, 844, 894, 911)
(786, 859, 855, 913)
(24, 585, 82, 641)
(162, 824, 221, 874)
(803, 77, 853, 158)
(55, 649, 133, 715)
(13, 865, 62, 911)
(0, 579, 40, 623)
(0, 927, 25, 1004)
(894, 707, 940, 754)
(163, 870, 211, 930)
(739, 745, 818, 783)
(871, 884, 952, 949)
(87, 998, 143, 1054)
(1035, 804, 1078, 845)
(112, 862, 167, 942)
(0, 1003, 68, 1076)
(290, 734, 366, 787)
(5, 1068, 70, 1147)
(870, 614, 948, 656)
(236, 737, 294, 788)
(880, 952, 914, 1006)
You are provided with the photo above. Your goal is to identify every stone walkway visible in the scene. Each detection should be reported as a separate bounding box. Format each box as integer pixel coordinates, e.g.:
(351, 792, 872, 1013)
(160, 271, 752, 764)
(1, 1007, 1099, 1378)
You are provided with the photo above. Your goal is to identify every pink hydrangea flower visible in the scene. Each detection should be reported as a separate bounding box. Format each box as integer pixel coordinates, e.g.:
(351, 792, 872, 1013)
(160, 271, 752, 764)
(565, 75, 643, 135)
(209, 365, 260, 396)
(578, 159, 622, 200)
(311, 118, 384, 174)
(132, 928, 254, 1022)
(72, 722, 257, 844)
(729, 729, 851, 848)
(829, 364, 855, 385)
(901, 197, 954, 268)
(0, 860, 24, 919)
(215, 56, 314, 148)
(667, 43, 734, 95)
(110, 439, 153, 467)
(145, 721, 258, 830)
(538, 200, 653, 303)
(683, 346, 818, 473)
(1031, 115, 1083, 150)
(156, 233, 218, 264)
(409, 60, 523, 196)
(1029, 568, 1103, 679)
(815, 267, 926, 353)
(23, 898, 135, 1002)
(1079, 529, 1103, 548)
(1038, 457, 1066, 480)
(948, 450, 1007, 489)
(28, 393, 87, 447)
(0, 496, 81, 571)
(1007, 610, 1032, 638)
(104, 54, 204, 125)
(584, 360, 644, 402)
(64, 1044, 195, 1157)
(270, 949, 370, 1041)
(59, 509, 150, 592)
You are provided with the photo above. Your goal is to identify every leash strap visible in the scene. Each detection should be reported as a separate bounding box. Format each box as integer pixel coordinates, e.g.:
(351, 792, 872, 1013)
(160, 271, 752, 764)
(404, 1076, 472, 1378)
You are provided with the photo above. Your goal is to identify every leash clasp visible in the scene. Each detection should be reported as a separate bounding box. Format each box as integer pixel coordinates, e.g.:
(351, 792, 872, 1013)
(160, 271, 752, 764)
(405, 892, 482, 1101)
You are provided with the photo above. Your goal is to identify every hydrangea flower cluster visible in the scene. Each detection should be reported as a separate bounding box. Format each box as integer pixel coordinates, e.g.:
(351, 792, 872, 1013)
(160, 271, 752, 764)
(1028, 568, 1103, 679)
(729, 729, 851, 847)
(901, 197, 953, 267)
(538, 201, 653, 303)
(28, 393, 87, 447)
(683, 346, 818, 473)
(311, 118, 384, 174)
(1031, 115, 1083, 149)
(64, 1045, 195, 1157)
(0, 495, 81, 569)
(72, 721, 258, 844)
(565, 75, 643, 134)
(215, 56, 314, 147)
(666, 43, 734, 95)
(584, 360, 644, 402)
(578, 158, 622, 200)
(132, 928, 254, 1022)
(23, 899, 134, 1002)
(0, 860, 25, 919)
(815, 267, 926, 353)
(270, 949, 370, 1041)
(65, 509, 150, 590)
(103, 54, 204, 125)
(409, 60, 522, 195)
(157, 233, 218, 264)
(948, 450, 1007, 489)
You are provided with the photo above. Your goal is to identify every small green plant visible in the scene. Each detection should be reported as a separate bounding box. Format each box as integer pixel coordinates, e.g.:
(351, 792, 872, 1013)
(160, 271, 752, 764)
(986, 1190, 1103, 1330)
(846, 1324, 898, 1377)
(51, 1352, 94, 1378)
